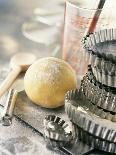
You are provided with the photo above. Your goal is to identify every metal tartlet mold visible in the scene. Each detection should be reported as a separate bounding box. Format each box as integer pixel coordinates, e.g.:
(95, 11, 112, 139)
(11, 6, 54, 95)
(82, 93, 116, 122)
(92, 66, 116, 87)
(72, 123, 116, 154)
(78, 85, 116, 122)
(82, 28, 116, 73)
(43, 115, 73, 148)
(65, 89, 116, 143)
(80, 70, 116, 113)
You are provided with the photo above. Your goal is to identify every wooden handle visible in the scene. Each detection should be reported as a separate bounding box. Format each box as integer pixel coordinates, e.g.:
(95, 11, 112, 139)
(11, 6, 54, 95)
(0, 66, 21, 97)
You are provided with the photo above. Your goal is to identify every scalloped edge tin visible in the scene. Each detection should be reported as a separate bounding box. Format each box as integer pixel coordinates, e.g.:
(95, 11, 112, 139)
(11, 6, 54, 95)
(65, 89, 116, 143)
(92, 66, 116, 87)
(80, 68, 116, 113)
(72, 123, 116, 153)
(82, 28, 116, 74)
(43, 115, 72, 142)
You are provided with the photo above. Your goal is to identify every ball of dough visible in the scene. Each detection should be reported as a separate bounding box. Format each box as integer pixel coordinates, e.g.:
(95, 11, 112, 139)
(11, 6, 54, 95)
(24, 57, 77, 108)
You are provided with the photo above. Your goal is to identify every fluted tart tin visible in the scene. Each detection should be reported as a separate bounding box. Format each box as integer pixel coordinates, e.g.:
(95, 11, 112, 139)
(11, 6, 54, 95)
(43, 115, 72, 148)
(65, 89, 116, 143)
(80, 68, 116, 113)
(72, 123, 116, 154)
(80, 69, 116, 114)
(82, 28, 116, 76)
(92, 66, 116, 87)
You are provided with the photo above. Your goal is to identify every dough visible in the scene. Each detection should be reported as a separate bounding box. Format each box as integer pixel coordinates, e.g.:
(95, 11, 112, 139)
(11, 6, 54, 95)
(24, 57, 77, 108)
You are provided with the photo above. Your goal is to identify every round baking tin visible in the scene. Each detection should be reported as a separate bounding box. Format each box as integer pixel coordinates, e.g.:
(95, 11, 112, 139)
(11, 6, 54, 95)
(72, 123, 116, 154)
(80, 69, 116, 113)
(43, 115, 72, 148)
(82, 28, 116, 76)
(65, 89, 116, 143)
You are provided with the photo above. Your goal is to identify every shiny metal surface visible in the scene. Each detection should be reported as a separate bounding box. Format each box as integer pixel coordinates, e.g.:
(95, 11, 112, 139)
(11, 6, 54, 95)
(44, 115, 73, 149)
(44, 115, 72, 142)
(0, 1, 114, 154)
(82, 29, 116, 80)
(65, 89, 116, 144)
(0, 69, 93, 155)
(73, 124, 116, 153)
(0, 105, 65, 155)
(92, 66, 116, 87)
(80, 69, 116, 113)
(1, 89, 18, 126)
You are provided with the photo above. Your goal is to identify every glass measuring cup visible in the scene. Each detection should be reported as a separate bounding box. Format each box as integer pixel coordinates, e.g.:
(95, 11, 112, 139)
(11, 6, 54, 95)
(62, 1, 113, 86)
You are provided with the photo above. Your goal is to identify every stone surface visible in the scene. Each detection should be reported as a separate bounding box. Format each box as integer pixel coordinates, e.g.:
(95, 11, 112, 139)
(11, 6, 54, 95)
(0, 0, 111, 154)
(0, 106, 65, 155)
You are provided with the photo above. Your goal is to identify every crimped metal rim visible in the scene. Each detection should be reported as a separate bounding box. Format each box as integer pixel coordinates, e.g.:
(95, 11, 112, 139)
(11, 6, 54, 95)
(65, 89, 116, 143)
(84, 51, 116, 76)
(92, 66, 116, 87)
(43, 115, 72, 142)
(82, 28, 116, 76)
(72, 123, 116, 153)
(80, 68, 116, 113)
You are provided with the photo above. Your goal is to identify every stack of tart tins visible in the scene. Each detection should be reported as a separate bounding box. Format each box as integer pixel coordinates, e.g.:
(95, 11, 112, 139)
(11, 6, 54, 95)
(82, 28, 116, 87)
(65, 28, 116, 153)
(65, 87, 116, 153)
(80, 67, 116, 116)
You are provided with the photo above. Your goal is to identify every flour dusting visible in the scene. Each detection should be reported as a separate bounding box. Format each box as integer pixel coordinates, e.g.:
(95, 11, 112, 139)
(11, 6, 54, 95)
(34, 60, 61, 85)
